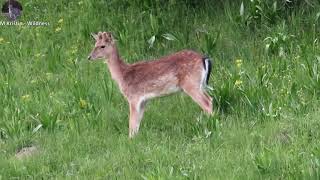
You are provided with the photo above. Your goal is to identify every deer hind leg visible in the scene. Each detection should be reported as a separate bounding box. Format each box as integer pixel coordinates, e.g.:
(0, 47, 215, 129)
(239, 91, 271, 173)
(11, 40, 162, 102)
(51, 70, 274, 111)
(182, 85, 213, 115)
(203, 91, 213, 104)
(128, 99, 146, 138)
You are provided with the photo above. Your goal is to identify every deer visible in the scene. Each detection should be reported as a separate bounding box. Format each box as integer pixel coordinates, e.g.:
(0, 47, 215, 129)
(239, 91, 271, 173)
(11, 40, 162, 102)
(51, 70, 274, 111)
(88, 32, 213, 138)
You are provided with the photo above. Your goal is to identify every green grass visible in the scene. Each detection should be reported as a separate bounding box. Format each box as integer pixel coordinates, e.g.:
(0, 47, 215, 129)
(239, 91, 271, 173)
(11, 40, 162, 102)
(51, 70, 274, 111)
(0, 0, 320, 179)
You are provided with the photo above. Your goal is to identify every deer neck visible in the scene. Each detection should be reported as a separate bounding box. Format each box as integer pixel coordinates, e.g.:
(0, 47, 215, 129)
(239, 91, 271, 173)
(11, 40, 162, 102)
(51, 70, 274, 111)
(105, 45, 127, 86)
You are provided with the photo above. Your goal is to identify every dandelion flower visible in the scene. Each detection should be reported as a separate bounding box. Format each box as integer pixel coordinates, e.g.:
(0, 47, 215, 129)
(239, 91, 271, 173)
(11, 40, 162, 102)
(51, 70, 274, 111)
(55, 27, 61, 32)
(235, 79, 243, 86)
(58, 18, 63, 24)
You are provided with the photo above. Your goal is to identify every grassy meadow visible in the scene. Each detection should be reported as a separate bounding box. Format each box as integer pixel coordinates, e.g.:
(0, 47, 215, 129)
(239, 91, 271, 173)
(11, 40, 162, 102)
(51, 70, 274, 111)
(1, 0, 320, 179)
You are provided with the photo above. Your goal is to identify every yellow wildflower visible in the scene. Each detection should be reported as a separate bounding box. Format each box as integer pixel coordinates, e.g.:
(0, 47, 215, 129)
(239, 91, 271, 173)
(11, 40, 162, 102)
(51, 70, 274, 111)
(55, 27, 61, 32)
(58, 18, 64, 24)
(49, 92, 54, 99)
(235, 80, 243, 86)
(235, 59, 242, 68)
(79, 98, 88, 109)
(21, 94, 31, 101)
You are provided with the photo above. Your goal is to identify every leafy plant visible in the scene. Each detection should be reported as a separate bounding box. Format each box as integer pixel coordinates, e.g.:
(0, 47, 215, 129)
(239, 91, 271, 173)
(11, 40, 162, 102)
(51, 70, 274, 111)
(264, 32, 295, 57)
(237, 0, 319, 29)
(147, 33, 178, 49)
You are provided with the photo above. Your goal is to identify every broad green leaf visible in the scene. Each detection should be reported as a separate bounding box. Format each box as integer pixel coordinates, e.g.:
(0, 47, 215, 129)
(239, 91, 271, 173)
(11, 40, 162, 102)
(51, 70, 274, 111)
(162, 33, 177, 41)
(32, 124, 43, 134)
(240, 2, 244, 16)
(316, 12, 320, 22)
(147, 35, 156, 48)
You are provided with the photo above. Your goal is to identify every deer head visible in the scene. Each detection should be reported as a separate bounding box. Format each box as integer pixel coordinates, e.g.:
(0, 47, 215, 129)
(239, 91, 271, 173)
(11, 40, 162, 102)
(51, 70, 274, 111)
(88, 32, 115, 61)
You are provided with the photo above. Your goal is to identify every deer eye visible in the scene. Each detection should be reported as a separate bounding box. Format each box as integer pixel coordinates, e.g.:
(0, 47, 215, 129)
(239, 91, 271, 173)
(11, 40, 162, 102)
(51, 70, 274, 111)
(101, 46, 106, 49)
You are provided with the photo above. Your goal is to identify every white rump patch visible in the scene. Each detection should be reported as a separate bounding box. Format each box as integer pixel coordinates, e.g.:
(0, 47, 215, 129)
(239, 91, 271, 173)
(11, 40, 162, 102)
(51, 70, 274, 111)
(201, 58, 213, 90)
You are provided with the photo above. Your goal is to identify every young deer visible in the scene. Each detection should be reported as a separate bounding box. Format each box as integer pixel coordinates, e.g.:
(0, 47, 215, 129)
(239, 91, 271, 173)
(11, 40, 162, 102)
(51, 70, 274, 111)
(88, 32, 213, 138)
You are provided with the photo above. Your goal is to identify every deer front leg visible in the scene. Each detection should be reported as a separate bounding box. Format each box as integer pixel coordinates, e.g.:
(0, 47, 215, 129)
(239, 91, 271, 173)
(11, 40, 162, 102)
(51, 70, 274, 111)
(128, 99, 146, 138)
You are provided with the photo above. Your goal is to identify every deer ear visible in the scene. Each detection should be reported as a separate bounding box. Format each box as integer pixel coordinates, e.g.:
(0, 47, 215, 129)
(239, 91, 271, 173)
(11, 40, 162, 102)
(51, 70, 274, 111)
(106, 32, 113, 38)
(90, 33, 98, 40)
(102, 32, 114, 43)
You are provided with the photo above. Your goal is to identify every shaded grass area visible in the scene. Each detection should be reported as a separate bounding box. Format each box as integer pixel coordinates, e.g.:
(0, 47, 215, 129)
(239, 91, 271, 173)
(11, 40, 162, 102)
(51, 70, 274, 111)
(0, 0, 320, 179)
